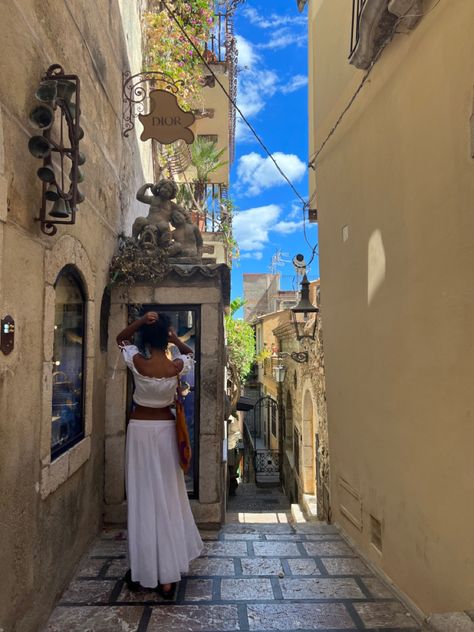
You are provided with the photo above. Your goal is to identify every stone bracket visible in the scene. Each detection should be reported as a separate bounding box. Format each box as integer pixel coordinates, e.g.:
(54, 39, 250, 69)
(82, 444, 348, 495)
(350, 0, 423, 70)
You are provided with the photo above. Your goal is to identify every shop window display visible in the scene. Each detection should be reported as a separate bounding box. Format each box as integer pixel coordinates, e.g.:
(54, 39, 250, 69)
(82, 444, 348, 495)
(51, 266, 86, 458)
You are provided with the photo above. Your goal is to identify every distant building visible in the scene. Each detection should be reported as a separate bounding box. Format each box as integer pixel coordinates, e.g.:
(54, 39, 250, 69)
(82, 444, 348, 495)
(243, 273, 297, 322)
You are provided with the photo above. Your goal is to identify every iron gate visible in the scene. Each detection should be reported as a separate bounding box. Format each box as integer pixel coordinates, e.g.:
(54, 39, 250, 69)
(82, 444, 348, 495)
(253, 396, 279, 484)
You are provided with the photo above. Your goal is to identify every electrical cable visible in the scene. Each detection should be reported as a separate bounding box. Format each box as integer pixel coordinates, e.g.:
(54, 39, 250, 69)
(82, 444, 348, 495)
(304, 0, 443, 267)
(162, 0, 308, 207)
(161, 0, 319, 263)
(308, 0, 443, 168)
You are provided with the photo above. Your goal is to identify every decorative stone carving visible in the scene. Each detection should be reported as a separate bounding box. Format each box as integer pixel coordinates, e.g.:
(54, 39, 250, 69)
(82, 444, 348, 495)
(350, 0, 422, 70)
(133, 179, 178, 249)
(132, 178, 203, 263)
(169, 209, 203, 262)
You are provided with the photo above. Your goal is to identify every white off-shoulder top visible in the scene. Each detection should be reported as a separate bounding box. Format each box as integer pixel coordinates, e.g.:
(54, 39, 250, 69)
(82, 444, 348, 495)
(121, 344, 194, 408)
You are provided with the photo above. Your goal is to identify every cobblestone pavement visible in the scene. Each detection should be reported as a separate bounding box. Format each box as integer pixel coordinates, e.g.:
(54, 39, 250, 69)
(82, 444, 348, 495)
(44, 486, 422, 631)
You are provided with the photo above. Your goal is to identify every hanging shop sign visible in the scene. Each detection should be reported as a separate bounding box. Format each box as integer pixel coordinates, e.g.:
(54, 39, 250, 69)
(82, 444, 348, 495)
(122, 72, 195, 144)
(139, 90, 195, 144)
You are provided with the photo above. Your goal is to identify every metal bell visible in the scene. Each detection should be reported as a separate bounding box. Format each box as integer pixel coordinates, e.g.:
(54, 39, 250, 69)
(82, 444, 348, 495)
(37, 166, 56, 183)
(35, 79, 57, 103)
(49, 198, 71, 218)
(77, 151, 86, 166)
(76, 189, 85, 204)
(29, 104, 54, 130)
(28, 136, 52, 159)
(45, 185, 60, 202)
(56, 79, 76, 103)
(69, 167, 84, 183)
(66, 103, 76, 119)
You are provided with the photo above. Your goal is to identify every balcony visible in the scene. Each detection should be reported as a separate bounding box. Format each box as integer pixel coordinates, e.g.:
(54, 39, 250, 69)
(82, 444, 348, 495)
(181, 182, 231, 234)
(203, 10, 238, 164)
(349, 0, 423, 70)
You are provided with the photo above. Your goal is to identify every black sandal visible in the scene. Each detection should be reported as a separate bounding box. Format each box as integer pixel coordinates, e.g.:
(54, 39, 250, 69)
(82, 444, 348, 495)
(157, 582, 177, 600)
(124, 569, 141, 593)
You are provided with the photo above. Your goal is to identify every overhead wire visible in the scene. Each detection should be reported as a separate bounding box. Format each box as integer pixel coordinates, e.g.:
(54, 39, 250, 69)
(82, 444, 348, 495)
(161, 1, 320, 263)
(304, 0, 443, 266)
(162, 0, 307, 207)
(308, 0, 443, 169)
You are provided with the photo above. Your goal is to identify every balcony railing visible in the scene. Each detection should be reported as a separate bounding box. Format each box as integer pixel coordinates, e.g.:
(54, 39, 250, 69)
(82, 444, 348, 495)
(179, 182, 231, 234)
(204, 12, 231, 64)
(350, 0, 367, 57)
(203, 10, 237, 164)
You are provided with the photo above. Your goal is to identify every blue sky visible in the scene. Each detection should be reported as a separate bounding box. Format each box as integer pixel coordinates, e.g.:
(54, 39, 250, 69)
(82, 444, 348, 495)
(230, 0, 319, 303)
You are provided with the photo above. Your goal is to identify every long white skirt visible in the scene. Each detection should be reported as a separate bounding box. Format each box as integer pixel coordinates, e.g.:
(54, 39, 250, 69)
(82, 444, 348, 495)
(126, 419, 203, 587)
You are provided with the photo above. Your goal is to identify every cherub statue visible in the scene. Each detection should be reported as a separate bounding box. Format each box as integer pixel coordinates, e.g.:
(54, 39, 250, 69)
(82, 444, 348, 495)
(132, 179, 182, 250)
(169, 209, 203, 261)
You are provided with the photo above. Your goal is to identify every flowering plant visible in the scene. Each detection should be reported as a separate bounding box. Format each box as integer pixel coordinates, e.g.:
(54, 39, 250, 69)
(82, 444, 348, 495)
(145, 0, 215, 108)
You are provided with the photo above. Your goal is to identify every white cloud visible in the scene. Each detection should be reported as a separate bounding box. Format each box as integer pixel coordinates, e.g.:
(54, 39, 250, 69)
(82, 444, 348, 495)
(237, 152, 307, 196)
(235, 34, 259, 69)
(280, 74, 308, 94)
(233, 204, 281, 251)
(237, 68, 279, 118)
(242, 6, 306, 29)
(273, 220, 305, 234)
(241, 251, 263, 260)
(256, 27, 307, 51)
(289, 202, 303, 219)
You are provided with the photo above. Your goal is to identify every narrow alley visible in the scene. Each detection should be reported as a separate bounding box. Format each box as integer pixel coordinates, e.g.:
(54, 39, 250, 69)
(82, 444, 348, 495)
(44, 485, 421, 631)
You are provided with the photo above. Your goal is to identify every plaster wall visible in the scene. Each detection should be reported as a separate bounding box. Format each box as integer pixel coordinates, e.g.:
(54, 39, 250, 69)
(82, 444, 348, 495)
(309, 0, 474, 612)
(191, 65, 231, 185)
(0, 2, 152, 630)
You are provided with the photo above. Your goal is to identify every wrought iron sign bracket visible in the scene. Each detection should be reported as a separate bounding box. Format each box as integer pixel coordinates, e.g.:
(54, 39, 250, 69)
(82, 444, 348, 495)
(122, 71, 188, 139)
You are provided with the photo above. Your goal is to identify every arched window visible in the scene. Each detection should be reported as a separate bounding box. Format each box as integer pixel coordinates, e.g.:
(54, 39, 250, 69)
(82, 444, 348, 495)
(51, 266, 86, 459)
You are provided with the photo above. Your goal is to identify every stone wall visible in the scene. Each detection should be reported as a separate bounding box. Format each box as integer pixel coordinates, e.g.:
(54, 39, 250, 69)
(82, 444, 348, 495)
(274, 315, 330, 521)
(0, 2, 152, 630)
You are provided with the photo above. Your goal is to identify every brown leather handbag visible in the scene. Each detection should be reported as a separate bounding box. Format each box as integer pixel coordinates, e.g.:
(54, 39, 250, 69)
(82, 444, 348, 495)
(175, 379, 191, 474)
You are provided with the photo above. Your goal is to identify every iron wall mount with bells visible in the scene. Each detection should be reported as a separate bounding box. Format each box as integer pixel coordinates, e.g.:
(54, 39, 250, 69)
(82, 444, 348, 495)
(28, 64, 86, 236)
(1, 315, 15, 355)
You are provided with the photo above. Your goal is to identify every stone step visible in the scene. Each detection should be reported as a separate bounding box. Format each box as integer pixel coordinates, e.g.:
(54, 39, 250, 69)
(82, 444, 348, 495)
(290, 503, 306, 523)
(423, 613, 474, 632)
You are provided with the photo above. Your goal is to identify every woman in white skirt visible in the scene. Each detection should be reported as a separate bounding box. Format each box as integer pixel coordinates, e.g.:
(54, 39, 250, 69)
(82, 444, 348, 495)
(116, 311, 203, 599)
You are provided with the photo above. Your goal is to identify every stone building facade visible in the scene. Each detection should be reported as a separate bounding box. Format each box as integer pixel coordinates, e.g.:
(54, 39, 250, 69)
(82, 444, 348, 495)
(0, 2, 236, 629)
(273, 281, 330, 520)
(246, 280, 330, 519)
(0, 2, 167, 630)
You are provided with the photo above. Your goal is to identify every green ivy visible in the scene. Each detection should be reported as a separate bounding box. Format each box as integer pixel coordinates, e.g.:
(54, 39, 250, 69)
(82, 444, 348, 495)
(225, 298, 255, 380)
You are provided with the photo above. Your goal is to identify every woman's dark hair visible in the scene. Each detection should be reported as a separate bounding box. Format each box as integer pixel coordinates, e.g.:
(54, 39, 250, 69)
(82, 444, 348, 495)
(140, 313, 171, 350)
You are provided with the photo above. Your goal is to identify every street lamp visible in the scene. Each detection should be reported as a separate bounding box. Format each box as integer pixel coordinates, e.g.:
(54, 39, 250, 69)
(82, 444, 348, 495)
(291, 274, 319, 341)
(272, 363, 287, 383)
(272, 364, 286, 487)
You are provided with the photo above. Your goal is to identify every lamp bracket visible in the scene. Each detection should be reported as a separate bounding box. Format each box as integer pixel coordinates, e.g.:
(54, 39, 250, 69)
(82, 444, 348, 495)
(276, 351, 308, 364)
